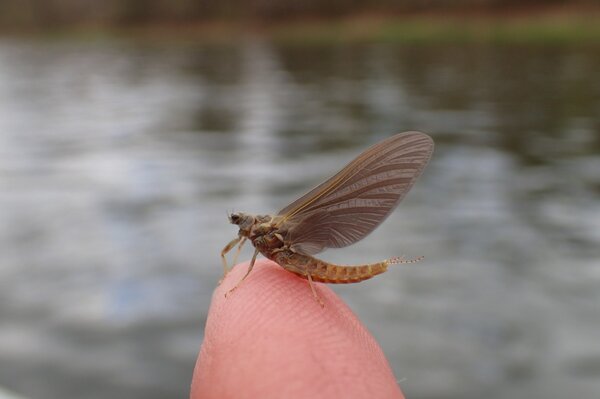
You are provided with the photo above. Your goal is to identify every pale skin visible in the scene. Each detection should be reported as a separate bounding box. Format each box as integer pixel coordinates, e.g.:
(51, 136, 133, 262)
(191, 259, 405, 399)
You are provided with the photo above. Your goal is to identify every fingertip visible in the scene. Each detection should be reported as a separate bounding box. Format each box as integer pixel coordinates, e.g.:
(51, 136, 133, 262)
(192, 260, 403, 399)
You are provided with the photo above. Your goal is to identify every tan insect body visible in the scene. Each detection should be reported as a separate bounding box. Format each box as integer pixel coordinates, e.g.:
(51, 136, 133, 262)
(220, 131, 434, 306)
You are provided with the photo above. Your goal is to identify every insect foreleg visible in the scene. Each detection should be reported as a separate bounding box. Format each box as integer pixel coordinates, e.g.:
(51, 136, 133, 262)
(220, 237, 241, 278)
(231, 237, 247, 266)
(225, 248, 259, 298)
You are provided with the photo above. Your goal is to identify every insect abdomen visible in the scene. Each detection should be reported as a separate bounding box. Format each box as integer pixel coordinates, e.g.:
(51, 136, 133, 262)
(274, 251, 390, 284)
(313, 262, 389, 283)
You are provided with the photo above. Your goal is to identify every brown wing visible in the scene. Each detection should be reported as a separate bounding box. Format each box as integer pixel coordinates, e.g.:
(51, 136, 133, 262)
(277, 131, 434, 255)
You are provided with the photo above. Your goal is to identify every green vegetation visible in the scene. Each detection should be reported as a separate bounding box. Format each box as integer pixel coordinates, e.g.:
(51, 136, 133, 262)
(0, 1, 599, 45)
(269, 14, 600, 45)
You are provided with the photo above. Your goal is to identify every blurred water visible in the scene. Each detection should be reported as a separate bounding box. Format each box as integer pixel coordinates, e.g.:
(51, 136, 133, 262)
(0, 37, 599, 399)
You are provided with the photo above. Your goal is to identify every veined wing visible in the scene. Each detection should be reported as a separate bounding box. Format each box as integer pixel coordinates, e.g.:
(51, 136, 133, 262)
(277, 131, 434, 255)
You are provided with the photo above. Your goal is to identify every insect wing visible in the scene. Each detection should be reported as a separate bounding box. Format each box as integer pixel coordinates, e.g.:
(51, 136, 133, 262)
(278, 131, 434, 255)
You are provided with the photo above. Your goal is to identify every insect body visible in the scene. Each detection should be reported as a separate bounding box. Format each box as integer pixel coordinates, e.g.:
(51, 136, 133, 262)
(221, 131, 434, 306)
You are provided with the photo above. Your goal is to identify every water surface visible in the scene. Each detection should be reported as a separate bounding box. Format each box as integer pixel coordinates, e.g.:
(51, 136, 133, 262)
(0, 38, 599, 399)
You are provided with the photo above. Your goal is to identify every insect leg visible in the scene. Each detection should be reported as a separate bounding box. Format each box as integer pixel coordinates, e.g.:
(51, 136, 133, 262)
(221, 237, 241, 278)
(231, 237, 247, 266)
(307, 273, 325, 308)
(225, 248, 259, 298)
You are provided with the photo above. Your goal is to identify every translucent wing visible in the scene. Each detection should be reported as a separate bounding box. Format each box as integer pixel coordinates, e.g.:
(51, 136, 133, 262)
(277, 131, 434, 255)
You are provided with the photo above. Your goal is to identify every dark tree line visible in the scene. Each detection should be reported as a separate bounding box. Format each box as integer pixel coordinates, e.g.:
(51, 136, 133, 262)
(0, 0, 589, 29)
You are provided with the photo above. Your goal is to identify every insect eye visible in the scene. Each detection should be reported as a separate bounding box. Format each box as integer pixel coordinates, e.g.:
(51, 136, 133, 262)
(230, 213, 240, 224)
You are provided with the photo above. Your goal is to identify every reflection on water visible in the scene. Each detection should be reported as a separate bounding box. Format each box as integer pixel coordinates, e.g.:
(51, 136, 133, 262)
(0, 38, 599, 399)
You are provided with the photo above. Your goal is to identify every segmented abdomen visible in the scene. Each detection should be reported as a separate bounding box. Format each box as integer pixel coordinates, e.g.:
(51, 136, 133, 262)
(272, 250, 389, 284)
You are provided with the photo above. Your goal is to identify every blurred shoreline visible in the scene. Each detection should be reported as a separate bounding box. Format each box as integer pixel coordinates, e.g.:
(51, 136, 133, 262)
(1, 4, 600, 44)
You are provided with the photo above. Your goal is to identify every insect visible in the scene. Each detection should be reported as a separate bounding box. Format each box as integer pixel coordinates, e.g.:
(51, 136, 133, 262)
(221, 131, 434, 306)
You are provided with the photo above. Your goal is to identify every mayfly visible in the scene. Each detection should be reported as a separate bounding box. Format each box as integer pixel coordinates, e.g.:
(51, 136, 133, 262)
(221, 131, 434, 306)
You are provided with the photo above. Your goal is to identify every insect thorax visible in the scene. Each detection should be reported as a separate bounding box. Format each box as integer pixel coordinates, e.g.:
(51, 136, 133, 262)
(245, 215, 287, 256)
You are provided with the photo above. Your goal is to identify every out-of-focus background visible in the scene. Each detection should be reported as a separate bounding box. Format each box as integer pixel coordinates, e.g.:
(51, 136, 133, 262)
(1, 1, 599, 398)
